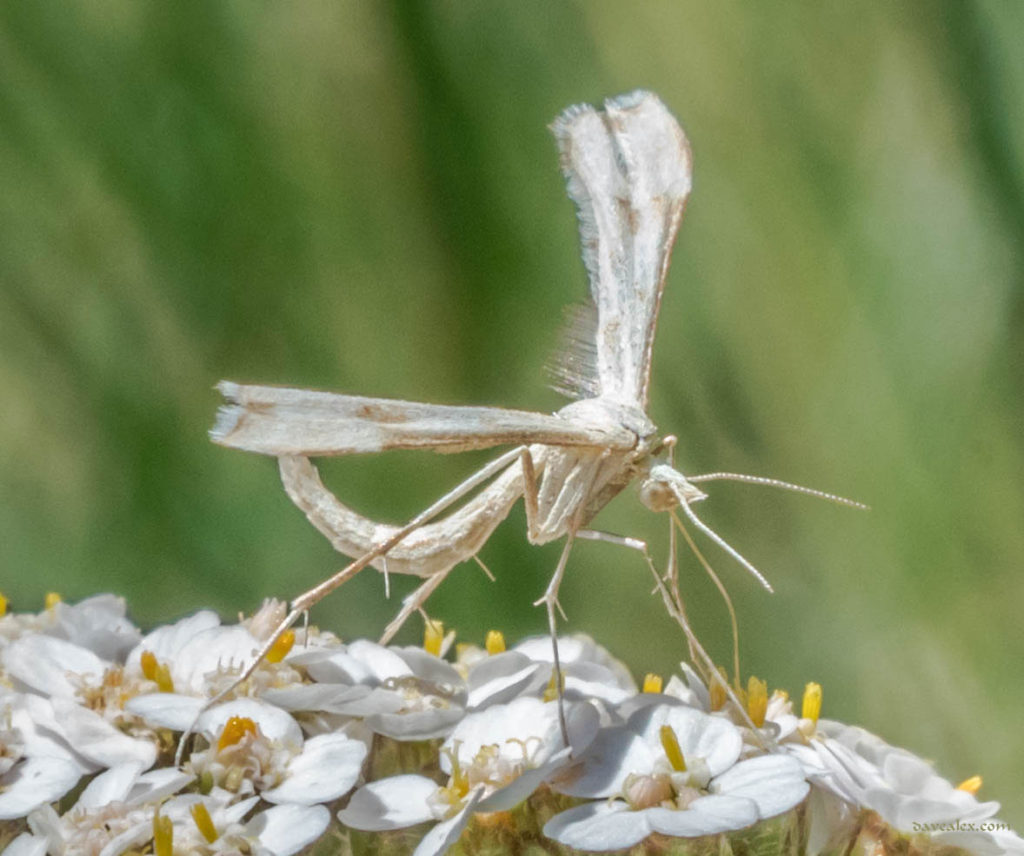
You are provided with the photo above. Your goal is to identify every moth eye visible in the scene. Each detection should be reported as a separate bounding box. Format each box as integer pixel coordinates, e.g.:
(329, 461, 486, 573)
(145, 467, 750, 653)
(638, 477, 677, 512)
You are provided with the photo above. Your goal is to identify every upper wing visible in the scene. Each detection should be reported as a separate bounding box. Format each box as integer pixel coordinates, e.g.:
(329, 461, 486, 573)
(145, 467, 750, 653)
(550, 90, 692, 409)
(211, 381, 636, 456)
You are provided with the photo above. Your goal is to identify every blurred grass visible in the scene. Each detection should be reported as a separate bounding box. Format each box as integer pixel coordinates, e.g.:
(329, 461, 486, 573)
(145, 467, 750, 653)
(1, 0, 1022, 824)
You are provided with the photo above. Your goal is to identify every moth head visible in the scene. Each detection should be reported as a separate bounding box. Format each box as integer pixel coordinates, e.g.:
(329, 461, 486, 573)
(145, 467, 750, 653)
(638, 462, 706, 512)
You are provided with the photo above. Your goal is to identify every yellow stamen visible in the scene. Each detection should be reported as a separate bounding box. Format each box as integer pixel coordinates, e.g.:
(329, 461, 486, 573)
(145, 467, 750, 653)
(542, 668, 564, 703)
(217, 716, 258, 751)
(642, 673, 663, 694)
(266, 629, 295, 664)
(0, 592, 6, 617)
(139, 651, 174, 693)
(153, 810, 173, 856)
(485, 630, 506, 655)
(423, 619, 445, 656)
(802, 682, 822, 723)
(44, 592, 61, 610)
(957, 775, 982, 795)
(659, 725, 687, 772)
(747, 676, 768, 728)
(775, 689, 790, 703)
(191, 802, 219, 843)
(709, 666, 729, 711)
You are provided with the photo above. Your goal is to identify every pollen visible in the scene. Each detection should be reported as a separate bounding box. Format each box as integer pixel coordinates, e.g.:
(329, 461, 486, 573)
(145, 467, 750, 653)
(642, 673, 663, 694)
(217, 715, 258, 751)
(423, 619, 445, 656)
(44, 592, 62, 610)
(542, 668, 565, 703)
(659, 724, 687, 772)
(957, 775, 983, 794)
(485, 630, 506, 655)
(802, 682, 823, 723)
(139, 650, 174, 693)
(153, 810, 173, 856)
(266, 629, 295, 663)
(747, 676, 768, 727)
(191, 802, 219, 843)
(709, 667, 730, 711)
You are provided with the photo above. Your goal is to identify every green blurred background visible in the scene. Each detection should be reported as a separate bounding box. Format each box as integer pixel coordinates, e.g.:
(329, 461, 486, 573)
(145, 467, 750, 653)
(2, 0, 1022, 823)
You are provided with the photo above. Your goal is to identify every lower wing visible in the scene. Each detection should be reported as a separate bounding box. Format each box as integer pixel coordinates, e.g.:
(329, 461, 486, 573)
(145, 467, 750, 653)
(211, 381, 636, 456)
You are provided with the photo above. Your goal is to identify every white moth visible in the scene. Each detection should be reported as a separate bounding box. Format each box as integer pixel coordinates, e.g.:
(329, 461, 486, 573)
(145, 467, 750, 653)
(210, 91, 862, 719)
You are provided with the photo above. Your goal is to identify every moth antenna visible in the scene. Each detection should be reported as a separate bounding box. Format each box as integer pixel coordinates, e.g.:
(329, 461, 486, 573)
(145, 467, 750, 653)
(686, 472, 868, 510)
(382, 557, 391, 599)
(671, 485, 774, 593)
(672, 510, 741, 691)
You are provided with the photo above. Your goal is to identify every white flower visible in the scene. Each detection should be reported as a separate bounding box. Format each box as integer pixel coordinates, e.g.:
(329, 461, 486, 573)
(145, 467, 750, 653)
(513, 634, 637, 705)
(134, 697, 368, 806)
(159, 790, 331, 856)
(270, 639, 468, 740)
(545, 702, 809, 851)
(15, 760, 191, 855)
(339, 697, 598, 856)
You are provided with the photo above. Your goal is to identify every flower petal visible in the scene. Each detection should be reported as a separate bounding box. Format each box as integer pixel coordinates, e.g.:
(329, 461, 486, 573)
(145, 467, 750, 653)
(197, 698, 303, 748)
(0, 756, 83, 820)
(338, 775, 437, 830)
(712, 754, 809, 817)
(50, 698, 157, 769)
(124, 692, 205, 732)
(3, 834, 47, 856)
(263, 734, 368, 805)
(412, 788, 481, 856)
(248, 804, 331, 855)
(544, 800, 653, 851)
(647, 794, 759, 836)
(2, 635, 107, 698)
(76, 762, 144, 809)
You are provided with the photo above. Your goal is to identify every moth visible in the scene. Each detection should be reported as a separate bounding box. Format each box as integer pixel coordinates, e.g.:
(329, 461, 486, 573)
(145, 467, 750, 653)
(211, 90, 861, 707)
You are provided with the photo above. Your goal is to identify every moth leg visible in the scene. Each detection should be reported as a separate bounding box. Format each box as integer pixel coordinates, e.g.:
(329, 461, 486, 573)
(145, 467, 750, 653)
(520, 445, 541, 541)
(378, 568, 453, 645)
(533, 530, 577, 746)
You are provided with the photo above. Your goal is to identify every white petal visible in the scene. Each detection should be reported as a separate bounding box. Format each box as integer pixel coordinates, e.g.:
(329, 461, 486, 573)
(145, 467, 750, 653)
(51, 595, 141, 662)
(128, 768, 195, 804)
(2, 635, 107, 698)
(647, 794, 759, 836)
(365, 708, 464, 741)
(174, 626, 261, 693)
(477, 748, 572, 813)
(50, 698, 157, 769)
(412, 789, 481, 856)
(197, 698, 303, 748)
(127, 610, 221, 668)
(466, 652, 540, 709)
(632, 704, 742, 778)
(442, 698, 560, 772)
(0, 756, 82, 820)
(544, 800, 653, 851)
(124, 692, 205, 731)
(248, 804, 330, 855)
(4, 833, 47, 856)
(76, 762, 144, 809)
(263, 734, 367, 805)
(554, 727, 654, 798)
(346, 640, 413, 682)
(97, 822, 152, 856)
(394, 647, 464, 691)
(712, 754, 810, 817)
(338, 775, 437, 830)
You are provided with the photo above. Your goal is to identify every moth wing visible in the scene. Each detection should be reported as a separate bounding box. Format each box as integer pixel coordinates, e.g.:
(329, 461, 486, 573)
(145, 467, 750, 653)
(211, 381, 636, 456)
(551, 90, 692, 408)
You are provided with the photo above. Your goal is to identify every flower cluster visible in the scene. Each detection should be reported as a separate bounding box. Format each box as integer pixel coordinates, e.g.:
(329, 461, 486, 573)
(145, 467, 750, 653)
(0, 593, 1019, 855)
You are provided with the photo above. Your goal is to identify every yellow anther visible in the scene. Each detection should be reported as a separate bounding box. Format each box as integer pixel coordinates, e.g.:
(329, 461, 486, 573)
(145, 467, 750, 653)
(542, 668, 565, 703)
(266, 629, 295, 664)
(709, 666, 729, 711)
(190, 802, 219, 843)
(44, 592, 61, 610)
(659, 725, 687, 772)
(775, 689, 790, 703)
(802, 682, 823, 723)
(642, 673, 663, 694)
(747, 676, 768, 728)
(153, 810, 173, 856)
(0, 592, 6, 617)
(217, 716, 258, 752)
(139, 650, 174, 692)
(423, 619, 445, 657)
(957, 775, 983, 795)
(485, 630, 506, 655)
